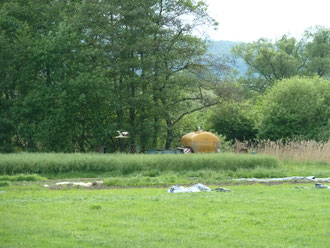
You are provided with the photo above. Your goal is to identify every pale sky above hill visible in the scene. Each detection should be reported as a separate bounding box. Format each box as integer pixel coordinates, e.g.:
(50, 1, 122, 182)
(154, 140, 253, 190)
(204, 0, 330, 42)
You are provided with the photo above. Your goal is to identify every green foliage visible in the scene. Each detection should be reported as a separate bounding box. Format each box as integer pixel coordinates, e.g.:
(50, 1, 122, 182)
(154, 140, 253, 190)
(232, 36, 303, 91)
(1, 0, 328, 152)
(233, 27, 330, 92)
(0, 153, 278, 175)
(303, 26, 330, 77)
(0, 118, 14, 153)
(208, 102, 257, 142)
(257, 77, 330, 141)
(0, 181, 10, 187)
(0, 0, 220, 153)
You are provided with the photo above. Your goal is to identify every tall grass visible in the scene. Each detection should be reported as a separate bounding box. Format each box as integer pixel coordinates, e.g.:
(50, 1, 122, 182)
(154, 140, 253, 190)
(255, 140, 330, 162)
(0, 153, 278, 175)
(0, 174, 46, 182)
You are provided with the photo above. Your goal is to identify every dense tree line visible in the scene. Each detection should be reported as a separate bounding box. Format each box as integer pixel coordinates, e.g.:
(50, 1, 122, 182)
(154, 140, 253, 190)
(1, 0, 230, 152)
(210, 27, 330, 143)
(1, 0, 329, 153)
(232, 27, 330, 92)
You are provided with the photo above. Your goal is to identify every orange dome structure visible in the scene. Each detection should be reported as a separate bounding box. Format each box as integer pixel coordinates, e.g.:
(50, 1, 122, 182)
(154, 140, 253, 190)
(181, 130, 220, 153)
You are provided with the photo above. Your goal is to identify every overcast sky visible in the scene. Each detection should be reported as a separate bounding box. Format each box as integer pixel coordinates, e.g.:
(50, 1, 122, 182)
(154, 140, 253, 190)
(204, 0, 330, 42)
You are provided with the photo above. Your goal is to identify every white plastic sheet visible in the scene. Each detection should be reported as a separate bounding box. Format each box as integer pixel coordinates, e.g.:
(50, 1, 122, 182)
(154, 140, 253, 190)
(315, 183, 329, 189)
(167, 183, 211, 193)
(233, 176, 330, 183)
(44, 181, 103, 188)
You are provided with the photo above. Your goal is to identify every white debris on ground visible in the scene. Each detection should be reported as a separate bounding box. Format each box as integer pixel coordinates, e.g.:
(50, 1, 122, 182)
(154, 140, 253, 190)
(233, 176, 330, 183)
(296, 183, 330, 189)
(167, 180, 330, 193)
(56, 182, 93, 187)
(167, 184, 231, 193)
(167, 183, 211, 193)
(315, 183, 329, 189)
(44, 181, 103, 188)
(213, 187, 230, 192)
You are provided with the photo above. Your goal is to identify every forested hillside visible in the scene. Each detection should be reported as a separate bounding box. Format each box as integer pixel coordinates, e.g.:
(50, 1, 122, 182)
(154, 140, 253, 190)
(0, 0, 329, 153)
(209, 40, 247, 75)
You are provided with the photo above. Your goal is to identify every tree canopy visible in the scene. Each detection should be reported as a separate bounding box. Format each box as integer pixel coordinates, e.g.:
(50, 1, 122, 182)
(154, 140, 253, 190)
(257, 77, 330, 141)
(232, 26, 330, 92)
(1, 1, 329, 152)
(1, 0, 228, 152)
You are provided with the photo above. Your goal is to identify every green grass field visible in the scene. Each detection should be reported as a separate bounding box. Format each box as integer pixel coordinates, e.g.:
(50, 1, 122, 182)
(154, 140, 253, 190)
(0, 183, 329, 248)
(0, 153, 329, 247)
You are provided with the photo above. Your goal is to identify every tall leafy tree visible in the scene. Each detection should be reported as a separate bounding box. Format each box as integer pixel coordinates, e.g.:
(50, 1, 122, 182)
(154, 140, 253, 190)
(303, 26, 330, 78)
(232, 26, 330, 92)
(0, 0, 226, 152)
(0, 0, 60, 151)
(257, 77, 330, 141)
(232, 36, 304, 92)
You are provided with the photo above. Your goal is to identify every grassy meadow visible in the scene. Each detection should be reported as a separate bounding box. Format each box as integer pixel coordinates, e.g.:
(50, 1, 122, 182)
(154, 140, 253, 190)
(0, 149, 329, 247)
(0, 152, 329, 187)
(1, 183, 329, 248)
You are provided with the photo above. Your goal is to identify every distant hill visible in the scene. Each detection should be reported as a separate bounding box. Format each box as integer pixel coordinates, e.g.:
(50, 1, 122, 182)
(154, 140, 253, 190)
(208, 40, 248, 76)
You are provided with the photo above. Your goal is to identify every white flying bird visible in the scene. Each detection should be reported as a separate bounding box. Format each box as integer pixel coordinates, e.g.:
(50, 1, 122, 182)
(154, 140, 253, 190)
(116, 131, 129, 138)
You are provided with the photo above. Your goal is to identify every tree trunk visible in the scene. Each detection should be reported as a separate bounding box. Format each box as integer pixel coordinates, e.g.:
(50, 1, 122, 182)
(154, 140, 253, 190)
(165, 119, 173, 149)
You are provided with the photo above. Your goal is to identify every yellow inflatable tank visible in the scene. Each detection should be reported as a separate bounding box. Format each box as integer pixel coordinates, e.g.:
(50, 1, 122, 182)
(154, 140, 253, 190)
(181, 130, 220, 153)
